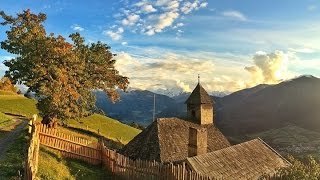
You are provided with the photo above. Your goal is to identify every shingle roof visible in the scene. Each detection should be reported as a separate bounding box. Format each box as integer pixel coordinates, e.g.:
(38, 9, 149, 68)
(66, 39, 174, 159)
(185, 83, 213, 104)
(186, 138, 290, 180)
(121, 118, 231, 163)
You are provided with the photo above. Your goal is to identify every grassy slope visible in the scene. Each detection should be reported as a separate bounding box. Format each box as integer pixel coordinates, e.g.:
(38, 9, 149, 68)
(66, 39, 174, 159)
(0, 94, 140, 144)
(67, 114, 141, 144)
(0, 90, 17, 95)
(0, 112, 12, 127)
(0, 95, 38, 117)
(0, 128, 28, 179)
(37, 146, 112, 180)
(0, 93, 139, 178)
(37, 126, 111, 179)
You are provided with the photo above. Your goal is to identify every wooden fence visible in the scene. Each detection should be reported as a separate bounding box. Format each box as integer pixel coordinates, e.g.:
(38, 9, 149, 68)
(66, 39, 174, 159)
(38, 124, 102, 165)
(25, 122, 40, 180)
(26, 122, 212, 180)
(101, 145, 212, 180)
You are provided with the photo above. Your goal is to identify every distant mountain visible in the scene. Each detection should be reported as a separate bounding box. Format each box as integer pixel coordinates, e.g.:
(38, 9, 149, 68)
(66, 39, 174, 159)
(95, 90, 177, 126)
(216, 75, 320, 137)
(95, 75, 320, 138)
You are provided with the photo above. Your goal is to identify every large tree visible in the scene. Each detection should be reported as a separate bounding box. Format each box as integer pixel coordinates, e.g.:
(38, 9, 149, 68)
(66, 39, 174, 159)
(0, 10, 129, 123)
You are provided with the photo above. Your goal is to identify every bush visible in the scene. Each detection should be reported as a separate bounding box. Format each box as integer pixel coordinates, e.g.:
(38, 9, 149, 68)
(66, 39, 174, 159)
(266, 156, 320, 179)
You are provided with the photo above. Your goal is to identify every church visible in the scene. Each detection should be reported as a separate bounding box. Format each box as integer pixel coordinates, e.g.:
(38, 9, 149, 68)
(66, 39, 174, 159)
(121, 81, 289, 179)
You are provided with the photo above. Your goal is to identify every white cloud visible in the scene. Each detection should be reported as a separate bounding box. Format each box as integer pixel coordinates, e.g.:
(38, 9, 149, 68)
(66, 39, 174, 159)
(288, 47, 316, 53)
(143, 4, 157, 13)
(103, 27, 124, 41)
(154, 11, 179, 32)
(121, 41, 128, 46)
(109, 0, 208, 36)
(114, 50, 247, 93)
(222, 10, 247, 21)
(122, 14, 140, 26)
(181, 0, 207, 14)
(245, 51, 290, 85)
(71, 24, 84, 31)
(155, 0, 171, 6)
(173, 22, 184, 29)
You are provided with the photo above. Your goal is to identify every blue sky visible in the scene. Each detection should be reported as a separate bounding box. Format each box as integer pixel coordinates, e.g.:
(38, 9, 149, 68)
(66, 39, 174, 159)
(0, 0, 320, 94)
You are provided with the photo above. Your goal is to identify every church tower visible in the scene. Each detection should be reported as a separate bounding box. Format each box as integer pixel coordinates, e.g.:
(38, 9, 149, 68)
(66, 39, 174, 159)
(185, 79, 213, 125)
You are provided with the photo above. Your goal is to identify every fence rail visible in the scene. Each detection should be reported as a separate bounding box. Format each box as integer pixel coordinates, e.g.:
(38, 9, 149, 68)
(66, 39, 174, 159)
(38, 124, 101, 165)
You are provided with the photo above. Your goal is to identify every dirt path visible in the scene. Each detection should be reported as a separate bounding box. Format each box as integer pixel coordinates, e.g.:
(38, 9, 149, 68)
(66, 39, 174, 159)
(0, 116, 28, 160)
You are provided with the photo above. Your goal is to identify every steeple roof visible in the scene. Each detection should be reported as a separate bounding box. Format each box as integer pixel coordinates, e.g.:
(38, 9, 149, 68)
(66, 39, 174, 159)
(185, 83, 213, 104)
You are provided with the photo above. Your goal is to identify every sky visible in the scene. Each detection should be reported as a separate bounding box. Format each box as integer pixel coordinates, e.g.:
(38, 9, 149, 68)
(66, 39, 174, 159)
(0, 0, 320, 95)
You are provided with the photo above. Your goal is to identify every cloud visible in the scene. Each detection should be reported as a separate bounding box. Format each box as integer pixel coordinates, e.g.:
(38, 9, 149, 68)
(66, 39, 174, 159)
(288, 47, 316, 53)
(307, 5, 317, 11)
(176, 80, 192, 92)
(245, 51, 289, 84)
(108, 0, 208, 37)
(121, 41, 128, 46)
(0, 56, 13, 76)
(122, 14, 140, 26)
(222, 10, 247, 21)
(136, 1, 157, 13)
(154, 11, 179, 32)
(71, 24, 84, 31)
(173, 22, 184, 29)
(181, 1, 208, 14)
(114, 51, 247, 93)
(103, 27, 124, 41)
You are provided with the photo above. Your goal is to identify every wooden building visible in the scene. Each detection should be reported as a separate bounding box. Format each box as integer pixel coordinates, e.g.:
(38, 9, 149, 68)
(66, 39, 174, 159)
(121, 82, 289, 179)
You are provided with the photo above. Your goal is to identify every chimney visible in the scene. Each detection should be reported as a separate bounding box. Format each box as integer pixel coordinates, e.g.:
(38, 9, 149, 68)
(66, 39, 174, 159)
(188, 126, 207, 157)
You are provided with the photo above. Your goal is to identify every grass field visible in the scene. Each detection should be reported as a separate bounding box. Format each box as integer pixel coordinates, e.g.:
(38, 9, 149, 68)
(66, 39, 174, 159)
(0, 90, 17, 95)
(37, 146, 112, 180)
(67, 114, 141, 144)
(0, 112, 12, 127)
(0, 128, 28, 179)
(0, 95, 38, 117)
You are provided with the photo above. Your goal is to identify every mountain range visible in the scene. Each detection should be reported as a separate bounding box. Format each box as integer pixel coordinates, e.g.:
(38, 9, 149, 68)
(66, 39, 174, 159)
(95, 75, 320, 155)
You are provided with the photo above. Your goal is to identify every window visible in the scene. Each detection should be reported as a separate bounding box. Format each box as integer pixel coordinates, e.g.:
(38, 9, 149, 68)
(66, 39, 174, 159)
(191, 110, 196, 118)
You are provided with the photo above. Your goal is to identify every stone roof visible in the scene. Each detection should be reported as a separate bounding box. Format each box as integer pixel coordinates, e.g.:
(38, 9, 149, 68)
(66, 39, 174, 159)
(121, 118, 231, 163)
(186, 138, 290, 179)
(185, 83, 213, 104)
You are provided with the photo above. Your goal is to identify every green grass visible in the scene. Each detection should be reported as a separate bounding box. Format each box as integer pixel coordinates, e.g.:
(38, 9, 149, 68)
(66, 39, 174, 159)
(67, 114, 141, 144)
(0, 112, 13, 127)
(0, 112, 15, 139)
(0, 90, 17, 95)
(0, 128, 28, 179)
(0, 95, 38, 117)
(37, 146, 112, 180)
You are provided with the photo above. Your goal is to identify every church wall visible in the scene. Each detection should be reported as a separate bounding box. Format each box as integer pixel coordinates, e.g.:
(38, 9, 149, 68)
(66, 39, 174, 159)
(200, 104, 213, 125)
(187, 104, 201, 123)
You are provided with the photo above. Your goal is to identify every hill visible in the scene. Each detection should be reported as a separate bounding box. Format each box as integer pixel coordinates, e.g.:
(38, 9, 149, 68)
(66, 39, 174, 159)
(0, 93, 140, 144)
(216, 75, 320, 136)
(95, 90, 177, 126)
(0, 94, 38, 117)
(67, 114, 141, 144)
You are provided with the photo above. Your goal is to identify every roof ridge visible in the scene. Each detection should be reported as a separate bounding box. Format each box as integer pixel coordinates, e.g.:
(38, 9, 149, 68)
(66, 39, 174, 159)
(256, 137, 291, 165)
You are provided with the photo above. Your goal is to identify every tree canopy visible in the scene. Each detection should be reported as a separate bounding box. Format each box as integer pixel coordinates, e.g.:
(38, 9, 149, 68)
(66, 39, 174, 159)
(0, 10, 129, 122)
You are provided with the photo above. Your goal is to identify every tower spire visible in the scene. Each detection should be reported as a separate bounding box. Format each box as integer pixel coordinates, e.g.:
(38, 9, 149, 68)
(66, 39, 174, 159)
(198, 74, 200, 84)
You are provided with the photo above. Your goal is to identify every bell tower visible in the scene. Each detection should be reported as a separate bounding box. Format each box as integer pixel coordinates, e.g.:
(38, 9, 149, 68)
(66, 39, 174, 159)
(185, 77, 213, 125)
